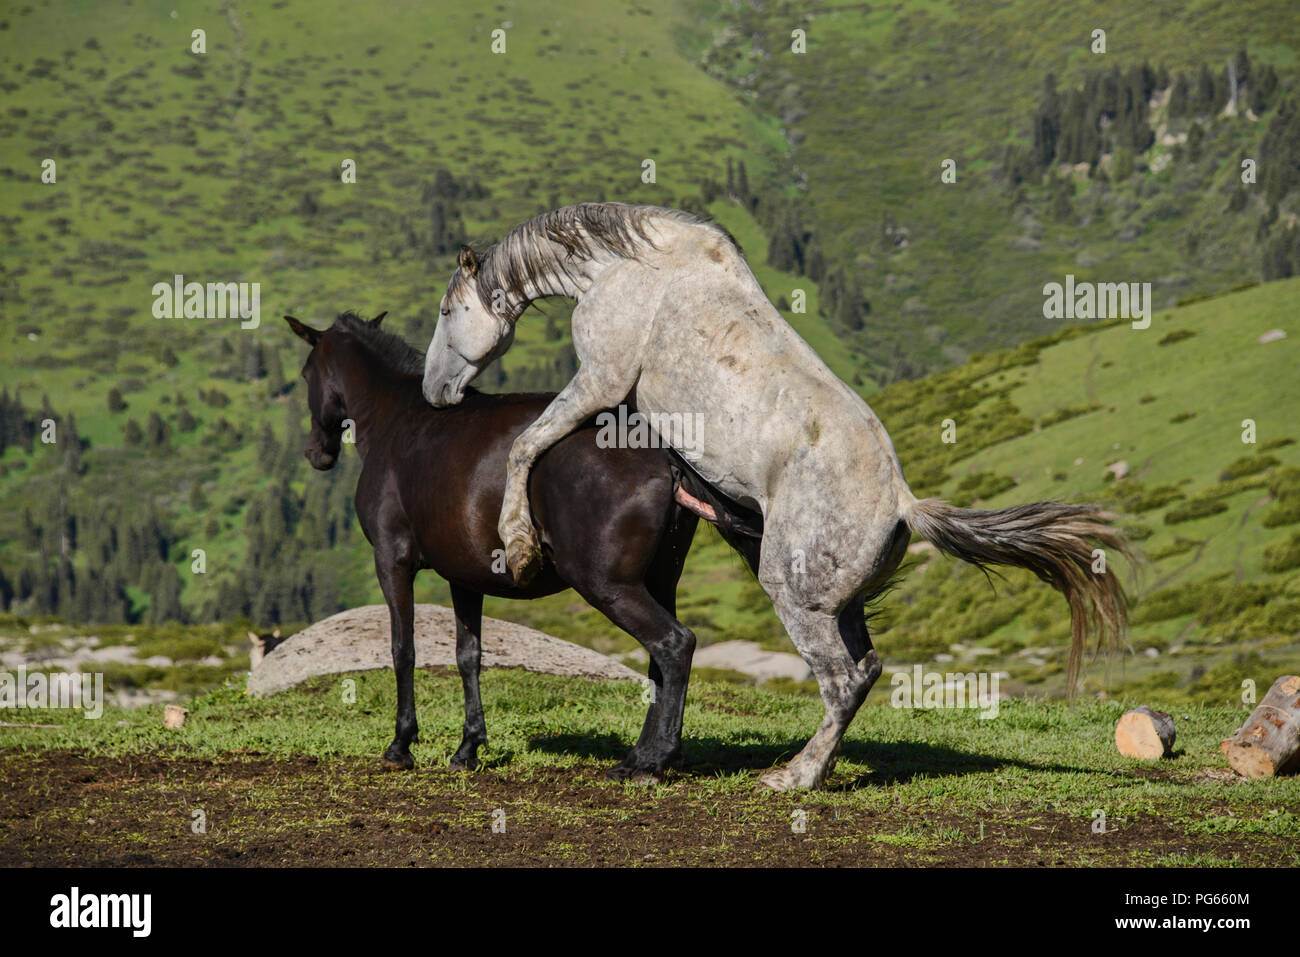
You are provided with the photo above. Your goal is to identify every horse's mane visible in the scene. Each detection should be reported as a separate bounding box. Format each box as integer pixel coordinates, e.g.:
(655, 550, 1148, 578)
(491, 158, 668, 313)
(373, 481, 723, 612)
(447, 203, 738, 322)
(334, 311, 424, 378)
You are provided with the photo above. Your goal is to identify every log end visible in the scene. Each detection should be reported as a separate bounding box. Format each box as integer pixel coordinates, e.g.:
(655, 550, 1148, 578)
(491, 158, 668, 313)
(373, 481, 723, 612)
(1115, 706, 1176, 759)
(1220, 738, 1278, 778)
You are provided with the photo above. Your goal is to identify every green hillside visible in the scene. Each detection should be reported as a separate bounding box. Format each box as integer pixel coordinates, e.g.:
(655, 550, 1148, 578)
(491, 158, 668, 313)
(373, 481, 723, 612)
(700, 0, 1300, 380)
(869, 277, 1300, 702)
(0, 0, 783, 622)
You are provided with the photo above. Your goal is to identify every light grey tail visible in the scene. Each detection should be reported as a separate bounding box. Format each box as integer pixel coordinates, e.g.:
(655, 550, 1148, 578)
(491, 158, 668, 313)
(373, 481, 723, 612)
(902, 497, 1131, 698)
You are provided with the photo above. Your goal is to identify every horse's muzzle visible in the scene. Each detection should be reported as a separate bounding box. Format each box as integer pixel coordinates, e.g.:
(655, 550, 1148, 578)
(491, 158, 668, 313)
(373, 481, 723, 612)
(305, 446, 336, 470)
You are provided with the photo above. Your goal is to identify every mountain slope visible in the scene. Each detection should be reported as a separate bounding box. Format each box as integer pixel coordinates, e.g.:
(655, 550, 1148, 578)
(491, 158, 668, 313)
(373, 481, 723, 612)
(699, 0, 1300, 380)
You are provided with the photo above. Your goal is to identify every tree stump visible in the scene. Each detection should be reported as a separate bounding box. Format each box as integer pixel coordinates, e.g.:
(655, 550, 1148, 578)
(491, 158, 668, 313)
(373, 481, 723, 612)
(1220, 675, 1300, 778)
(1115, 706, 1176, 759)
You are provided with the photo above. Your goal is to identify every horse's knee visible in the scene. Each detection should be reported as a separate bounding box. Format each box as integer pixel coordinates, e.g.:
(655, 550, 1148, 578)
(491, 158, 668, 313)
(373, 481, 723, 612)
(646, 626, 695, 683)
(667, 625, 696, 664)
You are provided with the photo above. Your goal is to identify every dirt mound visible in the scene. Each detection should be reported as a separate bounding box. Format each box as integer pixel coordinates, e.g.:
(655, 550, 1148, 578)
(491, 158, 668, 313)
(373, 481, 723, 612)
(246, 604, 639, 696)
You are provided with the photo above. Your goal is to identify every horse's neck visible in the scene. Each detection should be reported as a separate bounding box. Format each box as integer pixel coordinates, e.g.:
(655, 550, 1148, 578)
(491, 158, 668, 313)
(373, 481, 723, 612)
(513, 241, 610, 305)
(519, 271, 580, 304)
(337, 354, 418, 459)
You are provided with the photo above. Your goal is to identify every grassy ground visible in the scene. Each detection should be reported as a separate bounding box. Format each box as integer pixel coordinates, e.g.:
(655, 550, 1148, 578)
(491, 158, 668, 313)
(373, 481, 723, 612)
(1, 667, 1296, 866)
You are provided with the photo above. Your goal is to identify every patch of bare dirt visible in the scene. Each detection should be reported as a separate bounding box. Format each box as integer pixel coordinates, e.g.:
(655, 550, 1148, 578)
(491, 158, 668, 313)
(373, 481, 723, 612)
(0, 752, 1284, 867)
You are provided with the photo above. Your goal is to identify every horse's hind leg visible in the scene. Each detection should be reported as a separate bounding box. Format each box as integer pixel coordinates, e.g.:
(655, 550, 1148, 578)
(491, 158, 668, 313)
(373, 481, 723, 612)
(621, 526, 698, 776)
(579, 581, 696, 782)
(758, 592, 882, 791)
(449, 584, 487, 770)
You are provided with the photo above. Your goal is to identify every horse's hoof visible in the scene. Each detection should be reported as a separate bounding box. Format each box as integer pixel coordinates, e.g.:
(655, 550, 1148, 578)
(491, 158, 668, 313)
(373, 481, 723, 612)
(607, 763, 662, 785)
(449, 755, 479, 771)
(759, 766, 817, 791)
(380, 751, 415, 771)
(506, 542, 541, 586)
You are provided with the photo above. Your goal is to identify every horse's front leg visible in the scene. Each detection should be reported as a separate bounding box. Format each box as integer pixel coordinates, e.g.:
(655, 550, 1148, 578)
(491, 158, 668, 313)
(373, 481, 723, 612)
(500, 364, 638, 584)
(375, 546, 418, 770)
(449, 584, 486, 770)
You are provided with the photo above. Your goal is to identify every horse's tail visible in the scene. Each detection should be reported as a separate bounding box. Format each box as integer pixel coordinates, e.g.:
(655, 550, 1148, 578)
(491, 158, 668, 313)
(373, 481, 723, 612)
(901, 496, 1131, 699)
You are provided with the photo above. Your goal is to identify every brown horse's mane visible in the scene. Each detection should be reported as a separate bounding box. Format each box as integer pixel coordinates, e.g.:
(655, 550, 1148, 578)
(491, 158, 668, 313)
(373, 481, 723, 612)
(334, 311, 424, 378)
(446, 203, 739, 322)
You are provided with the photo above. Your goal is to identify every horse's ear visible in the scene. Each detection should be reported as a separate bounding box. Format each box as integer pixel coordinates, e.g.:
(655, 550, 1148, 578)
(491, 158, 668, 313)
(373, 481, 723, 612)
(369, 311, 388, 327)
(284, 315, 322, 346)
(458, 244, 479, 277)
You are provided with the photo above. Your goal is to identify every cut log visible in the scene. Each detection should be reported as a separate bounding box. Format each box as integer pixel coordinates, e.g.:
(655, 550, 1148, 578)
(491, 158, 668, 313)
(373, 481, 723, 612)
(1220, 675, 1300, 779)
(1115, 706, 1176, 759)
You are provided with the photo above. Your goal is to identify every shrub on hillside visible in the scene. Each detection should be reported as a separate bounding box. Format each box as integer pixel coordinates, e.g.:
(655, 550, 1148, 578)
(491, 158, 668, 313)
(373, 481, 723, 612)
(1220, 454, 1280, 481)
(1262, 498, 1300, 528)
(1263, 532, 1300, 573)
(1038, 402, 1100, 427)
(1164, 498, 1229, 524)
(1132, 484, 1185, 513)
(1157, 329, 1196, 345)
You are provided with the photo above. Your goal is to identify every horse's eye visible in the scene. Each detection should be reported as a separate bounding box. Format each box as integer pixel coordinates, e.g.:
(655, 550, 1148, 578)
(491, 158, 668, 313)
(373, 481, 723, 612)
(440, 308, 450, 317)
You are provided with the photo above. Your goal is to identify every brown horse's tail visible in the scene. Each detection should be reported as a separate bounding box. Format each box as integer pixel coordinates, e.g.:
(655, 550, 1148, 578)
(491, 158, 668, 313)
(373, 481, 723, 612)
(901, 496, 1131, 699)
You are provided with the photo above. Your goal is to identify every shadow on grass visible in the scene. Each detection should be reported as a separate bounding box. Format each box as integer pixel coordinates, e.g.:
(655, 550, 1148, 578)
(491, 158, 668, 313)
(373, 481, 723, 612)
(527, 731, 1089, 789)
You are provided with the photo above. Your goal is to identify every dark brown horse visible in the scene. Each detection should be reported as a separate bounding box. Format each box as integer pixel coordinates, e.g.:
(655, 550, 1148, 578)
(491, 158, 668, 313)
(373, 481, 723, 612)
(284, 311, 756, 780)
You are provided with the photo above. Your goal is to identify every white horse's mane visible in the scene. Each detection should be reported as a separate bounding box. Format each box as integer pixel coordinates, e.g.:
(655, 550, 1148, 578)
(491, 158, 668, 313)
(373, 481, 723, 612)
(448, 202, 736, 320)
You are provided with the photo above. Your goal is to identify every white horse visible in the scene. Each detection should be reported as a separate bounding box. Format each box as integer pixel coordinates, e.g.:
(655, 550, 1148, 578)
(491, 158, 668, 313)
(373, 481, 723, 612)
(423, 202, 1128, 790)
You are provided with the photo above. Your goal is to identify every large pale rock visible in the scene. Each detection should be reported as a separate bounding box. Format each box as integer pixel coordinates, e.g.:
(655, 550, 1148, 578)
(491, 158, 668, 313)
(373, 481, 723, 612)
(692, 640, 812, 683)
(1104, 460, 1130, 481)
(246, 604, 640, 696)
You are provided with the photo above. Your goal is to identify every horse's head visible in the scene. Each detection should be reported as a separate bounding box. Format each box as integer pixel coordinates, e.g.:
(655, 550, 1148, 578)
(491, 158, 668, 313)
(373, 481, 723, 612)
(422, 245, 514, 407)
(284, 312, 386, 470)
